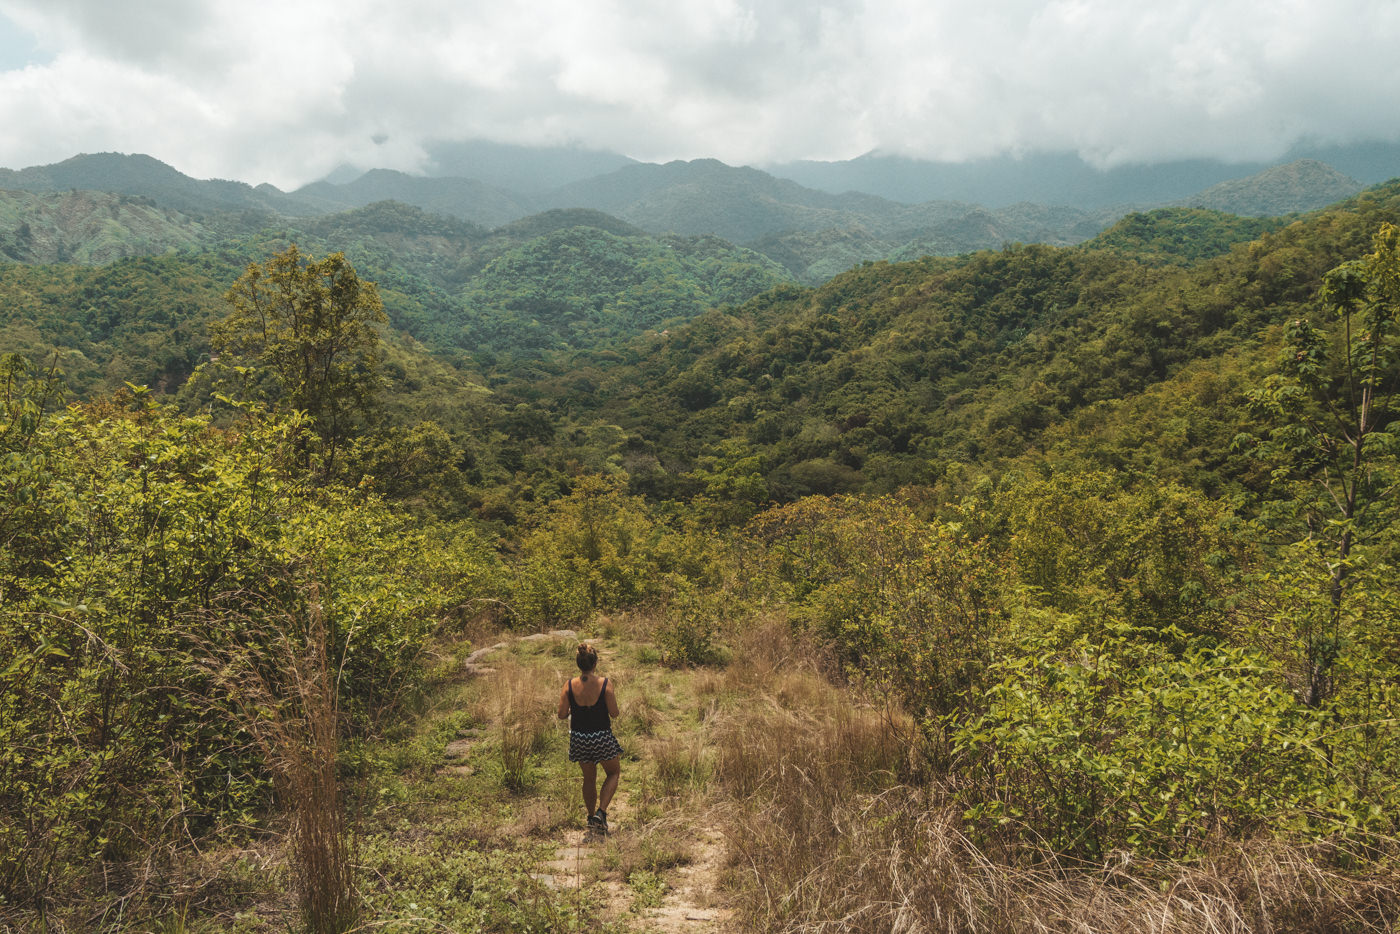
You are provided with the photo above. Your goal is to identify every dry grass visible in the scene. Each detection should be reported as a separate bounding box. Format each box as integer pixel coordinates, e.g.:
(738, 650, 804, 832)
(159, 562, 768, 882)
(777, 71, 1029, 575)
(600, 812, 696, 881)
(711, 642, 1400, 934)
(625, 690, 663, 737)
(644, 734, 711, 800)
(724, 786, 1400, 934)
(195, 590, 358, 934)
(485, 658, 556, 793)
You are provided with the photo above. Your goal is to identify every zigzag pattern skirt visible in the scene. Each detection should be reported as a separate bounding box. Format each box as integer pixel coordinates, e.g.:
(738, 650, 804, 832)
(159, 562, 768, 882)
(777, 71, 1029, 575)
(569, 729, 624, 763)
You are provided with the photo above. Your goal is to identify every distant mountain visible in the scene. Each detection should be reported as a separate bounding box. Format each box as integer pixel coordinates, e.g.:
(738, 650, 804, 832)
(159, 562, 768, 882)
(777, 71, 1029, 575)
(0, 152, 320, 219)
(420, 139, 637, 193)
(767, 151, 1222, 208)
(544, 158, 904, 242)
(1279, 139, 1400, 186)
(542, 158, 1122, 274)
(1180, 160, 1363, 216)
(3, 147, 1382, 291)
(766, 141, 1400, 209)
(293, 169, 536, 229)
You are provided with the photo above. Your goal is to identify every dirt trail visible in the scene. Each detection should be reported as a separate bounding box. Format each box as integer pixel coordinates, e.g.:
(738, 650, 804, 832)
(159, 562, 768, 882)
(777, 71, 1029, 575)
(535, 802, 731, 931)
(469, 630, 735, 932)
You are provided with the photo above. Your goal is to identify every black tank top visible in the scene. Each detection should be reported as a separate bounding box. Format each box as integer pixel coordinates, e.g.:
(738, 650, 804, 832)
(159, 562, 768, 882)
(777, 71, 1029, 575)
(567, 677, 611, 733)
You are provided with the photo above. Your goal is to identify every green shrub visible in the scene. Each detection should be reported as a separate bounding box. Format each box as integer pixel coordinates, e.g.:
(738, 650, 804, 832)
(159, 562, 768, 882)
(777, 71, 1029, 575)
(0, 397, 502, 908)
(951, 623, 1377, 861)
(656, 594, 721, 667)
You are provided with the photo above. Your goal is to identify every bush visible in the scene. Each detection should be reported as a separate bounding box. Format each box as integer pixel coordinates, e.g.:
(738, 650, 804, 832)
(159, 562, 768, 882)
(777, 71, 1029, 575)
(656, 593, 722, 667)
(951, 623, 1376, 861)
(0, 397, 501, 911)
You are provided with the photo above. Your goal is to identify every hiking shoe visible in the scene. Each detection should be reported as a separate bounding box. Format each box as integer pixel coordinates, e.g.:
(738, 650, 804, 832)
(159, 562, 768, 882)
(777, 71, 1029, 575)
(593, 809, 609, 834)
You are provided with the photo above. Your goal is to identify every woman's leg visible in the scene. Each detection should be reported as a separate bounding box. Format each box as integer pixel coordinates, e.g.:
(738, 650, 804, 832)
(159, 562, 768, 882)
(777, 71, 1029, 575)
(598, 756, 621, 814)
(579, 761, 598, 816)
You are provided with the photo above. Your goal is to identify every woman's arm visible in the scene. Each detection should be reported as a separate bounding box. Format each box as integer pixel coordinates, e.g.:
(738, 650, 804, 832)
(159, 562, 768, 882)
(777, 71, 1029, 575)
(557, 682, 571, 720)
(604, 679, 620, 718)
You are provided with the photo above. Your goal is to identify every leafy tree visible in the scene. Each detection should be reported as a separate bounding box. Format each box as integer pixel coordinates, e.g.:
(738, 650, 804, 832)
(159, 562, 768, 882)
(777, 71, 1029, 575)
(1243, 223, 1400, 707)
(211, 245, 388, 470)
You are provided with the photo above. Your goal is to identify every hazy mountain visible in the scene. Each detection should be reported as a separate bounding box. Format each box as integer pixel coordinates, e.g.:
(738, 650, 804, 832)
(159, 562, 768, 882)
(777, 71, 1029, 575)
(3, 147, 1381, 291)
(0, 152, 320, 219)
(420, 139, 637, 193)
(766, 140, 1400, 209)
(1279, 139, 1400, 185)
(293, 169, 536, 229)
(1180, 160, 1363, 216)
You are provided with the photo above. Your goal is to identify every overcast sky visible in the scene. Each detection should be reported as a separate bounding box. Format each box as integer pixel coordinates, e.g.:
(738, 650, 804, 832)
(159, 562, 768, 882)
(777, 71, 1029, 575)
(0, 0, 1397, 190)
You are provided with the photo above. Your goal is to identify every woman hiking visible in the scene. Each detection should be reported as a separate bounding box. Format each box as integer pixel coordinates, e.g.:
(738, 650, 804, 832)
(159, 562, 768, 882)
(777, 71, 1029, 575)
(557, 642, 622, 833)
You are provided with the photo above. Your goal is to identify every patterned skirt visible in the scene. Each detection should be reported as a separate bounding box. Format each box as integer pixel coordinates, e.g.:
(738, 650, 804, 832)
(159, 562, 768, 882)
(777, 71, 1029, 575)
(569, 729, 624, 763)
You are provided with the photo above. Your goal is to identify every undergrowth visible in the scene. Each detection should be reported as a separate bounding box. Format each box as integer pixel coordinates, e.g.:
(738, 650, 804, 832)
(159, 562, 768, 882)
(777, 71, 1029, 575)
(713, 622, 1400, 934)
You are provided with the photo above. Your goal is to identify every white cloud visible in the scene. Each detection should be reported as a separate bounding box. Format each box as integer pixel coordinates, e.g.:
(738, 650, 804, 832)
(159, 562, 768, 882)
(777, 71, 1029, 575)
(0, 0, 1396, 186)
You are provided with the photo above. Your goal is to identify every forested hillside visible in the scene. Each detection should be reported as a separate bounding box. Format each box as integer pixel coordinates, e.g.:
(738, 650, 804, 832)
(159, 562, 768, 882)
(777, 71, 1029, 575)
(477, 184, 1400, 506)
(0, 201, 790, 396)
(4, 177, 1400, 932)
(1183, 159, 1364, 216)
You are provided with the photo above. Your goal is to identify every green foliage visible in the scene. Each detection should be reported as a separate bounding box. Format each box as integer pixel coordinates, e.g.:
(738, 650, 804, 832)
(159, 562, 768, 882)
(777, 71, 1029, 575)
(683, 439, 770, 527)
(999, 470, 1242, 638)
(751, 495, 1005, 717)
(1086, 207, 1283, 265)
(210, 245, 389, 468)
(655, 589, 722, 668)
(459, 226, 789, 353)
(0, 396, 501, 907)
(0, 252, 236, 396)
(510, 475, 673, 626)
(952, 624, 1369, 861)
(1241, 222, 1400, 707)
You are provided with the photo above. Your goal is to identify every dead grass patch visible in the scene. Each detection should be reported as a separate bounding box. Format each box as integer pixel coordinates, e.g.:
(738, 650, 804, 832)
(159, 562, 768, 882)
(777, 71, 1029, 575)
(601, 813, 696, 881)
(481, 659, 556, 793)
(644, 735, 711, 800)
(714, 680, 1400, 934)
(625, 690, 663, 737)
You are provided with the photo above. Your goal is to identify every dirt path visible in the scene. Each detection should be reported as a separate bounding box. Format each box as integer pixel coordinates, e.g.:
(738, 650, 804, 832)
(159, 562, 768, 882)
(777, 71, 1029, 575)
(535, 800, 731, 931)
(468, 630, 735, 933)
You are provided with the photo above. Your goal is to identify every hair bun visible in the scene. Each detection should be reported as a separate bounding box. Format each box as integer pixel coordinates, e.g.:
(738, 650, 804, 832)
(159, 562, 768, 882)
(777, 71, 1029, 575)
(576, 642, 599, 670)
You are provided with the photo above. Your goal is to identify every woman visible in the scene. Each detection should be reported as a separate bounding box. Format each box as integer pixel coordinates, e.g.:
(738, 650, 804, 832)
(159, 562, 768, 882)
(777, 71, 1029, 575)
(556, 642, 622, 833)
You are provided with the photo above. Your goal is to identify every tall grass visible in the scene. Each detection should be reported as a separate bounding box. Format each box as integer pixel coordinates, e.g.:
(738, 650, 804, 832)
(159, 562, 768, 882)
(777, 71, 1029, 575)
(724, 780, 1400, 933)
(712, 624, 1400, 934)
(483, 660, 554, 793)
(196, 588, 356, 934)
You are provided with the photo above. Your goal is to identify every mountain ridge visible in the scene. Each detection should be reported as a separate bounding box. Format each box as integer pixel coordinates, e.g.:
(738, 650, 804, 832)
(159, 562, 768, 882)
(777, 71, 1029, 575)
(2, 150, 1389, 284)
